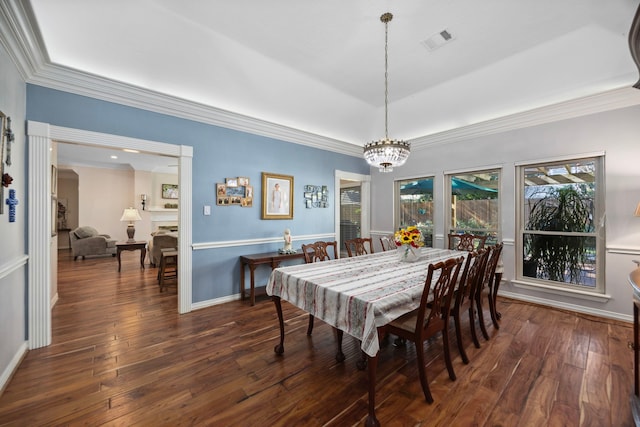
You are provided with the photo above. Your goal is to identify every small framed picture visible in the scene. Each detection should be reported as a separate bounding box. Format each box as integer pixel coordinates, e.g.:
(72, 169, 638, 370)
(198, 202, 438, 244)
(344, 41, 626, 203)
(162, 183, 179, 199)
(51, 165, 57, 196)
(226, 178, 238, 187)
(238, 177, 249, 186)
(245, 185, 253, 198)
(242, 197, 253, 207)
(216, 183, 226, 197)
(230, 196, 242, 205)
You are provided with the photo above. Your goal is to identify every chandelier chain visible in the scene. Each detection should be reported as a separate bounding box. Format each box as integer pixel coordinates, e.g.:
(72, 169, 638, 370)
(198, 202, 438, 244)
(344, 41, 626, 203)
(384, 17, 389, 140)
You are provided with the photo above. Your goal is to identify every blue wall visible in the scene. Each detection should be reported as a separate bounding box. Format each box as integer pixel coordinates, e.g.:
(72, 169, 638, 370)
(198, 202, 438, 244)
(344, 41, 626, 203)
(27, 85, 369, 303)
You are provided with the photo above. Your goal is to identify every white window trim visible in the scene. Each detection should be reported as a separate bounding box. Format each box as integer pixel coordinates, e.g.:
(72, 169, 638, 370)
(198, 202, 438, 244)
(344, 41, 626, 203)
(515, 155, 605, 294)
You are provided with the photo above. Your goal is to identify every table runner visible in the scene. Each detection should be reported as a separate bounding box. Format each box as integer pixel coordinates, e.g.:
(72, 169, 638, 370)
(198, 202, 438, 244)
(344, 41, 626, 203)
(267, 247, 467, 357)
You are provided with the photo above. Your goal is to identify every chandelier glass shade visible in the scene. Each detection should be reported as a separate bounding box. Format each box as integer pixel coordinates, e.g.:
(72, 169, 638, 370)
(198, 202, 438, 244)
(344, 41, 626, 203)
(363, 12, 410, 173)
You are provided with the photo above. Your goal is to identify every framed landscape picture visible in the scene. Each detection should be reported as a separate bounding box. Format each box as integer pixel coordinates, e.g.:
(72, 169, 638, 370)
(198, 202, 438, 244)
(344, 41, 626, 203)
(261, 172, 293, 219)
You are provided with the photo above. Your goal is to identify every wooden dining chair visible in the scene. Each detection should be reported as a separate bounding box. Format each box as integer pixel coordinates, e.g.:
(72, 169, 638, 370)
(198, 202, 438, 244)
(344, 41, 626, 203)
(344, 237, 374, 257)
(449, 248, 489, 364)
(385, 256, 464, 403)
(448, 233, 488, 252)
(379, 235, 396, 252)
(301, 240, 338, 264)
(475, 242, 504, 339)
(300, 241, 338, 337)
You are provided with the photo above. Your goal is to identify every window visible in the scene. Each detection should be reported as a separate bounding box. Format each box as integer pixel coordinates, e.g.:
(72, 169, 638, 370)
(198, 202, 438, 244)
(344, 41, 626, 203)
(395, 177, 434, 247)
(518, 156, 603, 292)
(447, 169, 500, 245)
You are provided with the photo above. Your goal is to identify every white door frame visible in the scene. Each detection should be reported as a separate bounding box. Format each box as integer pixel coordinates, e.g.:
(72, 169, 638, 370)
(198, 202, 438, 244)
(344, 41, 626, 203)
(27, 121, 193, 349)
(334, 170, 371, 249)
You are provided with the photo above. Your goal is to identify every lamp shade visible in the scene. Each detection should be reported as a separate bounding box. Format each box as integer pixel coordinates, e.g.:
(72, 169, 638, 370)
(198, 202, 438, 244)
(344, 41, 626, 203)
(635, 202, 640, 217)
(120, 207, 142, 222)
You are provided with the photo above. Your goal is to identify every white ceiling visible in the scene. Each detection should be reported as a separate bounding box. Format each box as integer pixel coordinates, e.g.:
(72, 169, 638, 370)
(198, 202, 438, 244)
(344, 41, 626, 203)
(20, 0, 640, 169)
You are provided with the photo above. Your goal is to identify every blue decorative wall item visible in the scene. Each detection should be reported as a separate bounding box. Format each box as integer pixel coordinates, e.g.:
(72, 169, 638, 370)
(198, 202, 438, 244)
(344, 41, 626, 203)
(6, 189, 18, 222)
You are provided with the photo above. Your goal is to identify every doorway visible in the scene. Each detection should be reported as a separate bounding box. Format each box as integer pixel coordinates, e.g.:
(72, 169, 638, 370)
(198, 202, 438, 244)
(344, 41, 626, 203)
(27, 121, 193, 349)
(334, 170, 370, 258)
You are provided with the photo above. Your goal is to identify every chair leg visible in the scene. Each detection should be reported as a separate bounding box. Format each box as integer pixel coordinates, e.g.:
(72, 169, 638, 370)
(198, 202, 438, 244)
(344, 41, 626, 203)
(452, 308, 469, 364)
(442, 324, 456, 381)
(476, 295, 490, 341)
(488, 289, 500, 330)
(307, 314, 314, 336)
(468, 306, 481, 348)
(489, 272, 503, 327)
(415, 340, 434, 404)
(356, 349, 368, 370)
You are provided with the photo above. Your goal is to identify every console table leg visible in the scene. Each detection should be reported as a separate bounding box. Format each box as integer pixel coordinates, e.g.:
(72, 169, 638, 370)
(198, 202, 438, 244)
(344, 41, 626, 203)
(240, 263, 246, 301)
(249, 265, 257, 306)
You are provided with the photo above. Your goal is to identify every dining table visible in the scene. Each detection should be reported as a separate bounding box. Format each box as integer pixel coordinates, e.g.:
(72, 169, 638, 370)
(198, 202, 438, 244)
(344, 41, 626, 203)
(266, 246, 468, 426)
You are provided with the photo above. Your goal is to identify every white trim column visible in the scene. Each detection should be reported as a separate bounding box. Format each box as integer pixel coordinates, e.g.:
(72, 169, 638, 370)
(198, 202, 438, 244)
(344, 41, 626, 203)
(178, 146, 192, 314)
(27, 121, 52, 349)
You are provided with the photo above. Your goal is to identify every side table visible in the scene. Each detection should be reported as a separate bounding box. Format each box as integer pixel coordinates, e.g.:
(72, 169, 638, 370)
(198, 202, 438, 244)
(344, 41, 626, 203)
(240, 250, 305, 306)
(116, 241, 147, 272)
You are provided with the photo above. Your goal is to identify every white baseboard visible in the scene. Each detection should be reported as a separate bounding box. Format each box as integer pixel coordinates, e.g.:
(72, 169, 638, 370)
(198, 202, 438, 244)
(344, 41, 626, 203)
(0, 341, 28, 395)
(191, 293, 241, 311)
(499, 290, 632, 323)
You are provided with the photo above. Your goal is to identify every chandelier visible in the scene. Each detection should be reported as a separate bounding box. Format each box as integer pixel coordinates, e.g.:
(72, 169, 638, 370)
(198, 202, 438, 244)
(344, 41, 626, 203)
(363, 12, 410, 173)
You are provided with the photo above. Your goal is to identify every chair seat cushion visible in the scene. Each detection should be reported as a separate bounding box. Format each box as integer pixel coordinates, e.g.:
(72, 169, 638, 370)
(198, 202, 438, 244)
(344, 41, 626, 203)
(388, 310, 419, 333)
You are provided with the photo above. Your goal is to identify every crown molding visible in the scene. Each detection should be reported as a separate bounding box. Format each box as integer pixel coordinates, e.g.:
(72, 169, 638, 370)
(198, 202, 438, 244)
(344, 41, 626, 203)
(409, 85, 640, 150)
(3, 0, 640, 159)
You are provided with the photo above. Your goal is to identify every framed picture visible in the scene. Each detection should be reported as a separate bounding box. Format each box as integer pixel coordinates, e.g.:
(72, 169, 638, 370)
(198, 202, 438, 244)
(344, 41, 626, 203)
(245, 185, 253, 198)
(226, 186, 245, 197)
(262, 172, 293, 219)
(51, 165, 57, 196)
(238, 177, 249, 186)
(51, 196, 57, 236)
(216, 183, 226, 197)
(242, 197, 253, 208)
(226, 178, 238, 187)
(162, 183, 179, 199)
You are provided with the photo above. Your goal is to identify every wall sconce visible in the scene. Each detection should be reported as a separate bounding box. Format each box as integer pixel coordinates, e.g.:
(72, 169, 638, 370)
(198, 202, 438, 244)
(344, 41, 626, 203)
(141, 194, 147, 211)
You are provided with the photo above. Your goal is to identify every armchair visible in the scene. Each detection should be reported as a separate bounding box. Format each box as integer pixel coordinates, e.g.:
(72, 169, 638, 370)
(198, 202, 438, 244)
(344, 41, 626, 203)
(69, 226, 117, 260)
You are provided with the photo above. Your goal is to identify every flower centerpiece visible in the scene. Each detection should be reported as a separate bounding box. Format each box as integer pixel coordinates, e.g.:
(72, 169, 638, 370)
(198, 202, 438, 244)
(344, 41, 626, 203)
(394, 226, 424, 262)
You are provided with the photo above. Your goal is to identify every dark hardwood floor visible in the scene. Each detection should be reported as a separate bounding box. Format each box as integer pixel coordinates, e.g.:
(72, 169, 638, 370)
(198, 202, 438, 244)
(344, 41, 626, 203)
(0, 249, 635, 426)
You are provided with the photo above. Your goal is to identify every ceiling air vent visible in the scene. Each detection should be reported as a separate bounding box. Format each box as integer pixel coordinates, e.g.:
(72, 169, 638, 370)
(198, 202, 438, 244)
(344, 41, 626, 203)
(421, 29, 456, 51)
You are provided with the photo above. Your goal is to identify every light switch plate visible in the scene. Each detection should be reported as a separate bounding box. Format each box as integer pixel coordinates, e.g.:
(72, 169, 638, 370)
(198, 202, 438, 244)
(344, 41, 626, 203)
(204, 205, 211, 215)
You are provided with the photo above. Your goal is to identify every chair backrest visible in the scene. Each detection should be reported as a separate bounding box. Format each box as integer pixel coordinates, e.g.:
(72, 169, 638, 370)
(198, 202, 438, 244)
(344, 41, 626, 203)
(448, 233, 488, 252)
(454, 248, 489, 309)
(379, 235, 396, 252)
(477, 242, 504, 296)
(415, 256, 464, 335)
(301, 241, 338, 263)
(344, 237, 374, 257)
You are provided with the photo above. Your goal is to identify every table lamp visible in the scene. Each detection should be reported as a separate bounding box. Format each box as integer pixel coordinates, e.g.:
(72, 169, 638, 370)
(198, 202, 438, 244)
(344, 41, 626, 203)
(120, 207, 142, 242)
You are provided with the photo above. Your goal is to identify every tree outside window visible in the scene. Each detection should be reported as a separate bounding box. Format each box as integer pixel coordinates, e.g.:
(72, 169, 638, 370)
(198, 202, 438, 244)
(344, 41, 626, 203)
(520, 157, 602, 291)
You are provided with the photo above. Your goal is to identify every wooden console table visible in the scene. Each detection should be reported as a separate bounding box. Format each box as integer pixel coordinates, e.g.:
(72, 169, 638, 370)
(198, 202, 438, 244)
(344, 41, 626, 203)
(240, 250, 305, 306)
